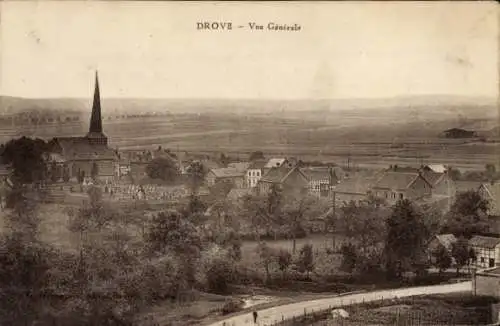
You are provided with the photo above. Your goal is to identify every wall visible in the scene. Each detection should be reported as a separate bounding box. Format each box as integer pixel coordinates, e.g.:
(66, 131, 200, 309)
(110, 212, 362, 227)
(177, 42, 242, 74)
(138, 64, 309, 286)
(475, 273, 500, 298)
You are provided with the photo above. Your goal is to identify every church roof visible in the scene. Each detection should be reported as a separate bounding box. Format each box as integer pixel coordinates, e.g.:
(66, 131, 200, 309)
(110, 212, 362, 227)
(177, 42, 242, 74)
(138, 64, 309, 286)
(55, 137, 115, 161)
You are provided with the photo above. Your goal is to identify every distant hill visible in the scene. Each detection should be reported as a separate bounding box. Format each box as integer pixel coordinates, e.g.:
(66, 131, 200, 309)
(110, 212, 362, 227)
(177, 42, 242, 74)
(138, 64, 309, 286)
(0, 95, 497, 124)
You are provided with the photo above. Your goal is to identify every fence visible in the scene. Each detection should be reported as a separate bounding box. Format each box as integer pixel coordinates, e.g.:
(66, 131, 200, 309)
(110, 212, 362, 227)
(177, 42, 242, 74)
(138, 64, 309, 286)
(257, 293, 490, 326)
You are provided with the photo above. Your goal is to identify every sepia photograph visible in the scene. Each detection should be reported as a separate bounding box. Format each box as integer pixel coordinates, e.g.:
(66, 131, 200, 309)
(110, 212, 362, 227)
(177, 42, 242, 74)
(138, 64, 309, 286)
(0, 1, 499, 325)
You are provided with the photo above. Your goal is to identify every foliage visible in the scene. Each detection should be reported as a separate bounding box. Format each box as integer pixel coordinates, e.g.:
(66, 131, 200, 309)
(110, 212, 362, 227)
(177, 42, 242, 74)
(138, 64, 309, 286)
(1, 136, 49, 185)
(63, 164, 70, 182)
(277, 249, 292, 279)
(433, 244, 452, 274)
(50, 161, 60, 182)
(443, 190, 490, 239)
(257, 242, 277, 282)
(451, 237, 472, 275)
(340, 243, 358, 273)
(249, 150, 265, 161)
(297, 244, 315, 278)
(186, 161, 207, 192)
(91, 162, 99, 181)
(145, 157, 179, 183)
(385, 199, 429, 279)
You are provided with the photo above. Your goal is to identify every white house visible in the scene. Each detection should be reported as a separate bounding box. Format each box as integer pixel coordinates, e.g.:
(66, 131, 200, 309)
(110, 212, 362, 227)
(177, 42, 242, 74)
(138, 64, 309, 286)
(469, 235, 500, 269)
(246, 160, 266, 188)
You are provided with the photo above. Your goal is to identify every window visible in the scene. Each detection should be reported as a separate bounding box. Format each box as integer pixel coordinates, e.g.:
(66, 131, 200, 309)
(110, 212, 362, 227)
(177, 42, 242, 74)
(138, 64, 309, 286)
(489, 258, 495, 268)
(480, 257, 485, 263)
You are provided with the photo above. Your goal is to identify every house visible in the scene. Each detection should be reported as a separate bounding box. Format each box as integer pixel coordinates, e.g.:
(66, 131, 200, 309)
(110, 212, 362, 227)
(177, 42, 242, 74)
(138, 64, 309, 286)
(421, 170, 456, 198)
(427, 234, 457, 264)
(469, 235, 500, 269)
(300, 166, 340, 198)
(263, 158, 289, 174)
(479, 182, 500, 217)
(441, 128, 476, 139)
(371, 171, 432, 204)
(473, 267, 500, 299)
(206, 168, 245, 188)
(258, 164, 309, 196)
(246, 160, 266, 188)
(332, 176, 373, 204)
(227, 162, 251, 172)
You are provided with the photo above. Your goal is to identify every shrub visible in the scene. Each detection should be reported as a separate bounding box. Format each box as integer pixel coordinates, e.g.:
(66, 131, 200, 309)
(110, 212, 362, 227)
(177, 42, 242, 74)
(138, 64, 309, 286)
(221, 298, 244, 315)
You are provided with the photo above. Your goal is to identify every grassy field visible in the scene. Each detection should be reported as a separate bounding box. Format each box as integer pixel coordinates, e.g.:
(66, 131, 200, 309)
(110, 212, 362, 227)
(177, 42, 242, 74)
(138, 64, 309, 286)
(2, 109, 498, 172)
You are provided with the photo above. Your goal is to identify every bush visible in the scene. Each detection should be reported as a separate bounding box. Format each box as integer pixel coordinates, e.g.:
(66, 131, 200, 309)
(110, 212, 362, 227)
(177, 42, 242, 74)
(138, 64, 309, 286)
(221, 298, 244, 315)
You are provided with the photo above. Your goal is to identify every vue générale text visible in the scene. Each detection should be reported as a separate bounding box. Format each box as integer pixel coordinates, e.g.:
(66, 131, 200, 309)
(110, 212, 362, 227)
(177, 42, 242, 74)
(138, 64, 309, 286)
(196, 22, 302, 31)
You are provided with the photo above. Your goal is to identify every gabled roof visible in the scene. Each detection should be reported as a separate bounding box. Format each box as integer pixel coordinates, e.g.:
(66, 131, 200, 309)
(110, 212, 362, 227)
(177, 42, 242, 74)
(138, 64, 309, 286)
(264, 158, 287, 169)
(432, 234, 457, 250)
(260, 165, 307, 184)
(55, 137, 116, 160)
(210, 168, 244, 178)
(480, 182, 500, 201)
(334, 177, 373, 195)
(480, 182, 500, 215)
(421, 170, 446, 186)
(227, 162, 251, 172)
(469, 235, 500, 249)
(373, 172, 430, 191)
(300, 167, 331, 181)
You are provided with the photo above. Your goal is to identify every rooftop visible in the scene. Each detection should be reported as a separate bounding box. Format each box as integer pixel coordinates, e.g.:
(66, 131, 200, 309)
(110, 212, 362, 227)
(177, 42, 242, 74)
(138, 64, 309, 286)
(334, 177, 374, 194)
(469, 235, 500, 249)
(264, 158, 287, 169)
(373, 171, 426, 191)
(210, 168, 244, 178)
(248, 160, 267, 170)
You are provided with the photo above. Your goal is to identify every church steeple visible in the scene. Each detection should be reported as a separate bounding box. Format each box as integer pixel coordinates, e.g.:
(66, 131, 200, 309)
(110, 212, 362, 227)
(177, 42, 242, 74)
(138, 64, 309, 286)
(89, 71, 103, 133)
(87, 71, 107, 145)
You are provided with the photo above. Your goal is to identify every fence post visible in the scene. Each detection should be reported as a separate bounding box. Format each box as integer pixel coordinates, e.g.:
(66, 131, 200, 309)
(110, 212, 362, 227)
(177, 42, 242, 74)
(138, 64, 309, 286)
(304, 308, 306, 316)
(282, 314, 284, 321)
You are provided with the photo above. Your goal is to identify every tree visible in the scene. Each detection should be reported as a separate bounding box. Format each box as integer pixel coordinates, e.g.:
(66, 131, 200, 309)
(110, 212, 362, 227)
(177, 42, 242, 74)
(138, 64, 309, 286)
(485, 164, 497, 182)
(186, 161, 207, 193)
(257, 242, 276, 283)
(281, 195, 322, 253)
(62, 164, 70, 182)
(340, 243, 357, 273)
(145, 157, 179, 183)
(146, 210, 202, 286)
(249, 151, 265, 162)
(1, 136, 49, 185)
(451, 238, 471, 276)
(385, 199, 428, 279)
(91, 162, 99, 181)
(297, 244, 315, 279)
(241, 184, 284, 240)
(277, 249, 292, 280)
(433, 244, 452, 275)
(444, 190, 490, 239)
(50, 161, 60, 183)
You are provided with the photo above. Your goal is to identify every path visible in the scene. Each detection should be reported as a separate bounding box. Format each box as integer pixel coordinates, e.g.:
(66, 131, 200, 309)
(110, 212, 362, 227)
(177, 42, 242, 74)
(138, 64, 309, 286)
(207, 281, 471, 326)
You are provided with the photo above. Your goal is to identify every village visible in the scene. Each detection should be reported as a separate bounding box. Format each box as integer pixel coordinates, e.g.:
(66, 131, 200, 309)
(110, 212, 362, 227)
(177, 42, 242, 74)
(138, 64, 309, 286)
(0, 73, 499, 326)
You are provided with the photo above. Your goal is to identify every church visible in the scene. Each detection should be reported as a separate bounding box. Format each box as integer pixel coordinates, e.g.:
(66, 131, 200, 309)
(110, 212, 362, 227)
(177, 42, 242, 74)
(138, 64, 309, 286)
(50, 72, 116, 183)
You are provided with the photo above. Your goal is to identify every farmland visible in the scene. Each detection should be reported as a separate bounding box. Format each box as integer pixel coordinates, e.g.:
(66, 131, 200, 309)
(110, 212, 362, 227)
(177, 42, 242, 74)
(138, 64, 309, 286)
(1, 100, 498, 172)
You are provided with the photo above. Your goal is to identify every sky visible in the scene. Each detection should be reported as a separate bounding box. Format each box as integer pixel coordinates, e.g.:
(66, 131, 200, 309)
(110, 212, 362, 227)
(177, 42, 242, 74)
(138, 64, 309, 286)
(0, 1, 498, 100)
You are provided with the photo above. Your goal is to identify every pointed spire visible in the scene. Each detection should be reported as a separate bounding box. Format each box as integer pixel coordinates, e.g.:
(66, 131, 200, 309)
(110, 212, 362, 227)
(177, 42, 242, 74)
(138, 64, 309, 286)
(89, 71, 102, 133)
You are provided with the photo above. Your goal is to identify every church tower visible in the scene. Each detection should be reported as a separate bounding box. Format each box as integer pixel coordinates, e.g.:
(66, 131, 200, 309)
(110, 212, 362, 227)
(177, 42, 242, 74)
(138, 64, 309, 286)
(86, 71, 108, 146)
